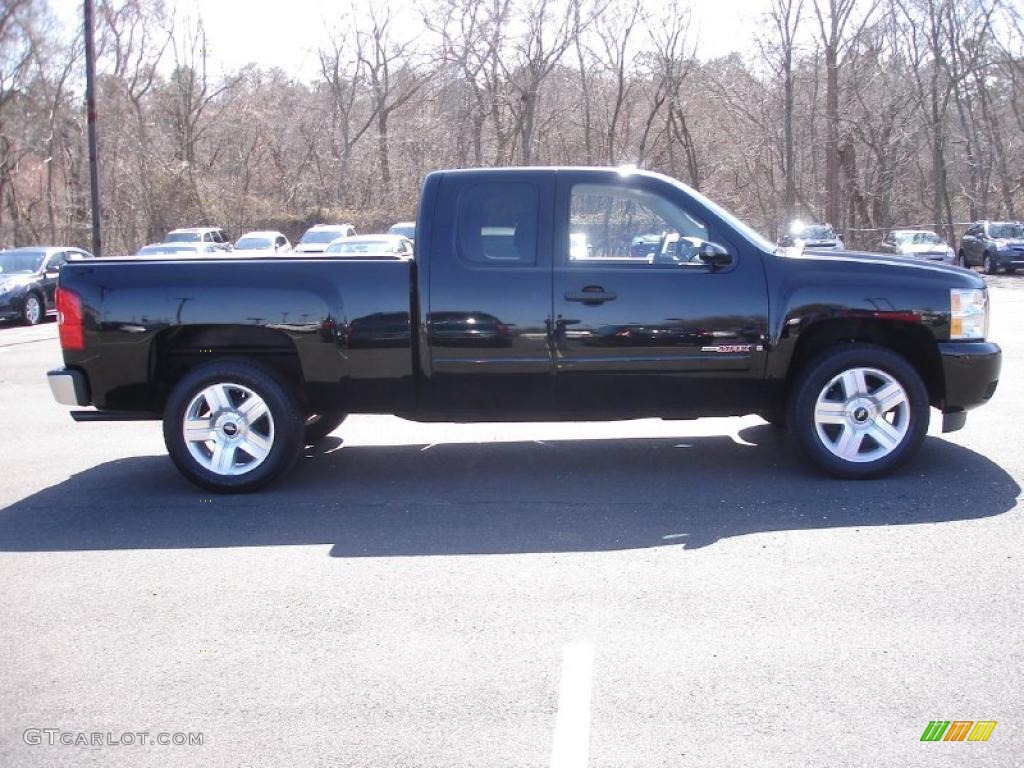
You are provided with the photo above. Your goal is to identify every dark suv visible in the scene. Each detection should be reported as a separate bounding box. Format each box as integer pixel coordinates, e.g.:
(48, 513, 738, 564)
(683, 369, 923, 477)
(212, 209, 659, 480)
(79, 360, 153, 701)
(958, 221, 1024, 274)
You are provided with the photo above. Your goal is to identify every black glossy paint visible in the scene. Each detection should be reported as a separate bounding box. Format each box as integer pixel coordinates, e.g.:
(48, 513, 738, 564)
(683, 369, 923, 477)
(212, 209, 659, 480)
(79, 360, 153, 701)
(55, 167, 1001, 423)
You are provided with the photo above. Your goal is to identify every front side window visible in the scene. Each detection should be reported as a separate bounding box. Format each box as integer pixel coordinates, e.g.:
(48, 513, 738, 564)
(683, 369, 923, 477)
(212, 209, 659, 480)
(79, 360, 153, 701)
(458, 182, 538, 266)
(45, 252, 67, 271)
(568, 183, 708, 266)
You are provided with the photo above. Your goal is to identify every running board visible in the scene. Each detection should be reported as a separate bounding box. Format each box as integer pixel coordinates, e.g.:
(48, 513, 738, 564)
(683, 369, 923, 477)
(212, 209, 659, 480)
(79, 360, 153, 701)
(70, 410, 159, 422)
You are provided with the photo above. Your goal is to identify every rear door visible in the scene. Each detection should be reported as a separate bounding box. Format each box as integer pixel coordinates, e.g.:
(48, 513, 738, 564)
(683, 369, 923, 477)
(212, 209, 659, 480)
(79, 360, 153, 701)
(421, 171, 555, 413)
(552, 171, 769, 415)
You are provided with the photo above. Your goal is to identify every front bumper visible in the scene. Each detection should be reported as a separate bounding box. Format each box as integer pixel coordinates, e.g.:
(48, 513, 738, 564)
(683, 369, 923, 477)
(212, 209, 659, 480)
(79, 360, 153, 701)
(0, 298, 22, 320)
(47, 367, 90, 406)
(994, 252, 1024, 269)
(937, 341, 1001, 432)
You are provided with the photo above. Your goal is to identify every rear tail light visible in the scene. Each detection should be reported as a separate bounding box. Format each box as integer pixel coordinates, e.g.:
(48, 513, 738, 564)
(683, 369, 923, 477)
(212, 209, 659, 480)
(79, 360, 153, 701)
(56, 287, 85, 350)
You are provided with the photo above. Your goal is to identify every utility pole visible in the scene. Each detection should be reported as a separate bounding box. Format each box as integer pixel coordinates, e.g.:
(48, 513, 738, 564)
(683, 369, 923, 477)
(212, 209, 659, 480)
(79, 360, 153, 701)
(84, 0, 102, 256)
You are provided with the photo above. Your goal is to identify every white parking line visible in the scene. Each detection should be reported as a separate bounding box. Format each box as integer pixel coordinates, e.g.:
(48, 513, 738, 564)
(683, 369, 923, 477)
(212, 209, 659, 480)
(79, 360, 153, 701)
(549, 643, 594, 768)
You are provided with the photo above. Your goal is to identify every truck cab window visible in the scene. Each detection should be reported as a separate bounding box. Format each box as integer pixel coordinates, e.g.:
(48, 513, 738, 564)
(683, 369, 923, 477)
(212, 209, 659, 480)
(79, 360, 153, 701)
(458, 182, 539, 266)
(569, 183, 708, 266)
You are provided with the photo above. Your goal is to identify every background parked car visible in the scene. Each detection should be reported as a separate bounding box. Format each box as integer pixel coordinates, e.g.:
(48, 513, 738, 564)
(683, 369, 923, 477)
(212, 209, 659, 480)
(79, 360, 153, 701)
(233, 231, 292, 255)
(877, 229, 955, 263)
(779, 222, 845, 251)
(0, 246, 94, 325)
(958, 220, 1024, 273)
(323, 234, 414, 259)
(135, 243, 223, 257)
(293, 224, 357, 254)
(387, 221, 416, 244)
(163, 227, 233, 251)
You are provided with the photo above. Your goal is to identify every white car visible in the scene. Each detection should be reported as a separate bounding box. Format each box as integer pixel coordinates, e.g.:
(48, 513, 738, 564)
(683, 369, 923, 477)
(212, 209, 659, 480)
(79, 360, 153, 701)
(293, 224, 357, 254)
(878, 229, 955, 264)
(233, 231, 292, 255)
(324, 234, 414, 259)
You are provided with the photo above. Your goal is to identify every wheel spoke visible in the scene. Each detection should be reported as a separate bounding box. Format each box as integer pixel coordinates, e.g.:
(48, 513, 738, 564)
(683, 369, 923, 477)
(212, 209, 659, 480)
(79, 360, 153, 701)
(211, 440, 237, 474)
(202, 384, 233, 413)
(241, 432, 272, 461)
(184, 418, 217, 443)
(815, 401, 847, 425)
(238, 394, 269, 422)
(834, 426, 864, 459)
(873, 382, 906, 413)
(868, 418, 902, 451)
(841, 369, 868, 399)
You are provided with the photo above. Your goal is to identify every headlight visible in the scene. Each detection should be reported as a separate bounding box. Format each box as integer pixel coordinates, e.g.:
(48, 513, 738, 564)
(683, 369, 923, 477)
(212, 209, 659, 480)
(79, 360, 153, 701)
(950, 288, 988, 340)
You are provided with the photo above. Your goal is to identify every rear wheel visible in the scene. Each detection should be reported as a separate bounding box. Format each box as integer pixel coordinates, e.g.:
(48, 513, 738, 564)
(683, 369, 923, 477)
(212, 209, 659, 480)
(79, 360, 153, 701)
(163, 360, 304, 492)
(21, 293, 43, 325)
(955, 250, 965, 268)
(787, 344, 929, 479)
(304, 411, 347, 444)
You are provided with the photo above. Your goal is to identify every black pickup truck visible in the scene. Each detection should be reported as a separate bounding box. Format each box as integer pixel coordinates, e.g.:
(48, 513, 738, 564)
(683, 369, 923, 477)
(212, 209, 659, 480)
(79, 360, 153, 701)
(48, 168, 1001, 491)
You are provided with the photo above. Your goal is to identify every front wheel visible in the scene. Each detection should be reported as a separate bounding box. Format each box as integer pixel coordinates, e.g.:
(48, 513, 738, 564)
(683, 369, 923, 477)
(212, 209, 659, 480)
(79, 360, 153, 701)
(21, 293, 43, 325)
(163, 360, 304, 492)
(955, 250, 965, 268)
(787, 344, 929, 479)
(983, 252, 997, 275)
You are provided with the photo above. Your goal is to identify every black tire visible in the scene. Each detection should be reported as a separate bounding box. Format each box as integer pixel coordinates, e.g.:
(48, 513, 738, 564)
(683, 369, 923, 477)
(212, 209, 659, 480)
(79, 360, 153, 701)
(163, 360, 304, 492)
(983, 252, 997, 275)
(304, 411, 347, 444)
(955, 250, 965, 268)
(787, 343, 929, 479)
(21, 292, 43, 325)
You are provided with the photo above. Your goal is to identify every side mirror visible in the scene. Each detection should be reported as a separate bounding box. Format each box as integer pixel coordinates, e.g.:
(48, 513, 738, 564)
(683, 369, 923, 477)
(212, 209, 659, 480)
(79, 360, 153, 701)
(697, 241, 733, 268)
(778, 235, 794, 247)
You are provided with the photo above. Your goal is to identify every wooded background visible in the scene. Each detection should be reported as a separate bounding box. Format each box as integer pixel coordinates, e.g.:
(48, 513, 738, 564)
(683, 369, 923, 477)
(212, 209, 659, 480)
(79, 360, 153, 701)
(1, 0, 1021, 254)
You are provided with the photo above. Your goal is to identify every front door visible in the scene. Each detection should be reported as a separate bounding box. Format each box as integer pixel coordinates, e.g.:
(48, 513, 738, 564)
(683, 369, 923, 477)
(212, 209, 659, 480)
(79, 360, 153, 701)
(552, 172, 770, 416)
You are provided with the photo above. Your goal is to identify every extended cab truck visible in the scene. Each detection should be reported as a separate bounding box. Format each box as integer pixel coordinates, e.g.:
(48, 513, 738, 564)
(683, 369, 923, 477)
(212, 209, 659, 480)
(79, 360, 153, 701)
(48, 168, 1001, 492)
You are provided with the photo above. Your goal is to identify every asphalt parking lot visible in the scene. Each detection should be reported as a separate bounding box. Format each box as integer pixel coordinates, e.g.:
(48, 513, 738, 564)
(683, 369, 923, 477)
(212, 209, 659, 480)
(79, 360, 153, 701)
(1, 277, 1022, 767)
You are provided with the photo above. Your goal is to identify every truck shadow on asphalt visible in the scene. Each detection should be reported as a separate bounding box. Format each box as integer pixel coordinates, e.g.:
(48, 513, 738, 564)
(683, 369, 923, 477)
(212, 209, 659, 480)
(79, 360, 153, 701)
(0, 425, 1018, 554)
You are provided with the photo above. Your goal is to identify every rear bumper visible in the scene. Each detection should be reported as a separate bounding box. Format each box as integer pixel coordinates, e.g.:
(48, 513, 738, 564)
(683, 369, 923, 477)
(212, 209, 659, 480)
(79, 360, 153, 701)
(47, 367, 90, 406)
(937, 341, 1001, 432)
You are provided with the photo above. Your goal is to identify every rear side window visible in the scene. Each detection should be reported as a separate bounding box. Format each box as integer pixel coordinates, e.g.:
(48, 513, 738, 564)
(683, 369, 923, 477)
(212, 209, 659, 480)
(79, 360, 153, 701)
(457, 182, 538, 266)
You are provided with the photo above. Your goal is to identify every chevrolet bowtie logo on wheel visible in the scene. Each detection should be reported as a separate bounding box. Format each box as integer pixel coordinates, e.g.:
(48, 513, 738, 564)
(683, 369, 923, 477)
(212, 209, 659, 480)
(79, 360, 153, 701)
(920, 720, 997, 742)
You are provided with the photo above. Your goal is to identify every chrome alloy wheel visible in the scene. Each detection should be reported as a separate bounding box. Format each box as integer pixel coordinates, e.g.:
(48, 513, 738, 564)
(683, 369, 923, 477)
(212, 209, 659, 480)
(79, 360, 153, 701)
(24, 294, 42, 324)
(813, 367, 910, 463)
(182, 382, 275, 476)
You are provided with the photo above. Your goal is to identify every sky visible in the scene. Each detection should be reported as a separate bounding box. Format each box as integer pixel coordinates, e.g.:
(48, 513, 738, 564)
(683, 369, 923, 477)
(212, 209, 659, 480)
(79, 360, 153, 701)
(51, 0, 760, 82)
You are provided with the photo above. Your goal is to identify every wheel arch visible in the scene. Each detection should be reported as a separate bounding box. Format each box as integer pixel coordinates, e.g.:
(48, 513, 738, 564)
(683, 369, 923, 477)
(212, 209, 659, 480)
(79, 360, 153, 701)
(783, 318, 944, 408)
(151, 324, 308, 411)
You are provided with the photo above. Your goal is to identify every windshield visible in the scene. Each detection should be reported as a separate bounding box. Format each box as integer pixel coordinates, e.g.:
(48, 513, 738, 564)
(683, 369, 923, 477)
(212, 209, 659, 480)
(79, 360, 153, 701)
(661, 176, 775, 252)
(798, 225, 836, 241)
(235, 237, 273, 250)
(0, 250, 45, 275)
(388, 224, 415, 239)
(325, 240, 398, 255)
(989, 223, 1024, 239)
(165, 231, 202, 243)
(301, 229, 348, 244)
(908, 232, 943, 245)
